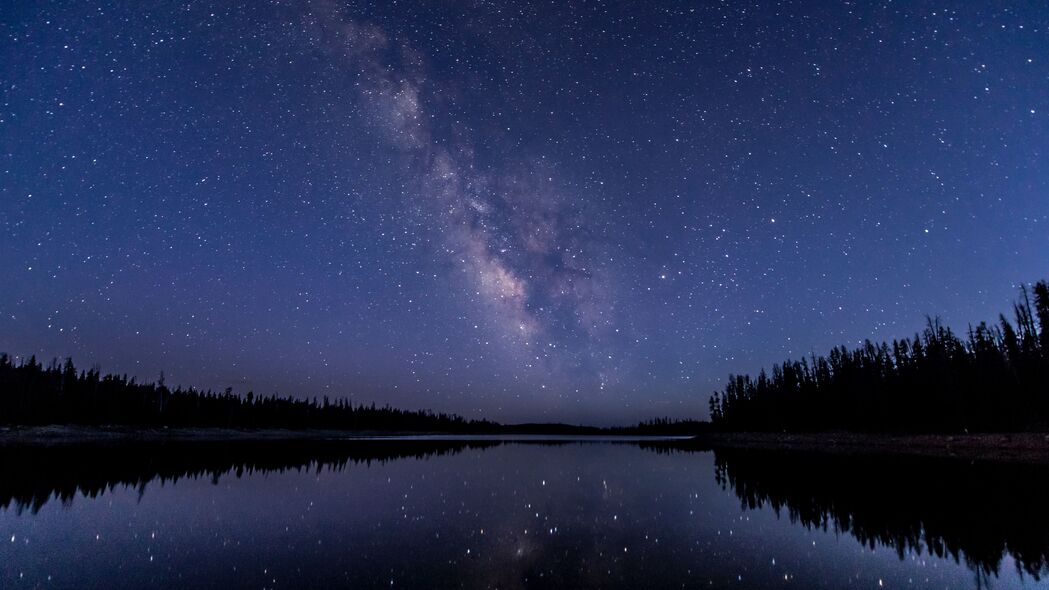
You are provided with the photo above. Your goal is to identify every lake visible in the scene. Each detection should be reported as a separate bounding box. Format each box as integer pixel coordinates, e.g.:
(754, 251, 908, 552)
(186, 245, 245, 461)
(1, 438, 1047, 588)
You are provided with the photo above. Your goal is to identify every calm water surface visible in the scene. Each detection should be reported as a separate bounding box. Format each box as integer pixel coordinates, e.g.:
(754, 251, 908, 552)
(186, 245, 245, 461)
(1, 439, 1047, 589)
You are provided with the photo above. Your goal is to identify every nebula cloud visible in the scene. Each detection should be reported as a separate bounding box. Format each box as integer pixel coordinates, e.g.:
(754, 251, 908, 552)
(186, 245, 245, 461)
(303, 2, 617, 379)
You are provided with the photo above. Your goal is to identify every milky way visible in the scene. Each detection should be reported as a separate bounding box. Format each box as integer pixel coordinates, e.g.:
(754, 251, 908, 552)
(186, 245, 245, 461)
(306, 3, 615, 358)
(1, 1, 1047, 422)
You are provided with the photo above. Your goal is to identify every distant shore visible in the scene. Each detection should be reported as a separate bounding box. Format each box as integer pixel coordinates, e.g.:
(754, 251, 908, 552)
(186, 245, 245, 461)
(3, 426, 1049, 463)
(0, 425, 689, 447)
(685, 431, 1049, 463)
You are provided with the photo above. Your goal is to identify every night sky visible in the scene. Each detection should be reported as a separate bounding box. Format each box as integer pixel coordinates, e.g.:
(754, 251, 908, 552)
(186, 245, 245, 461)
(2, 1, 1047, 423)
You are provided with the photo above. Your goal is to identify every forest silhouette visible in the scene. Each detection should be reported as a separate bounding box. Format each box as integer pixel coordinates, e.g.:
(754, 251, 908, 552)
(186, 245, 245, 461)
(710, 280, 1049, 432)
(0, 353, 496, 432)
(0, 353, 702, 434)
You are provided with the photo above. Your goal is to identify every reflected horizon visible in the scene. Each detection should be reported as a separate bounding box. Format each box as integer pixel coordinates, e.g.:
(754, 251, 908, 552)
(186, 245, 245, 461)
(3, 440, 1048, 588)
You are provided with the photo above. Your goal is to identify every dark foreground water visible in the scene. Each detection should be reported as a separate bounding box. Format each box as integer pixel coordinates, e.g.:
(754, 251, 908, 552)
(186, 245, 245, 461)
(1, 438, 1048, 589)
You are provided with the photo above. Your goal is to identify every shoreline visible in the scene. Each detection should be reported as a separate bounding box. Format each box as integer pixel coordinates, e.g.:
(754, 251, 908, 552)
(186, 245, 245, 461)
(0, 425, 687, 447)
(3, 426, 1048, 463)
(685, 431, 1049, 463)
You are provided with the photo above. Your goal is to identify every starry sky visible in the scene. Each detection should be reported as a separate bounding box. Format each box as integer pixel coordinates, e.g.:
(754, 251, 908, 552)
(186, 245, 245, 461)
(2, 1, 1047, 424)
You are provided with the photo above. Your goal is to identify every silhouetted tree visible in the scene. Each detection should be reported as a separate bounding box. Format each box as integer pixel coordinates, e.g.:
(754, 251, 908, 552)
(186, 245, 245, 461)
(710, 280, 1049, 432)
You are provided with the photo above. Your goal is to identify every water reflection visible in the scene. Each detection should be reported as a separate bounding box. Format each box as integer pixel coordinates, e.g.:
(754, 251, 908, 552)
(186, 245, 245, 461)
(710, 447, 1049, 581)
(1, 439, 1047, 588)
(0, 439, 504, 514)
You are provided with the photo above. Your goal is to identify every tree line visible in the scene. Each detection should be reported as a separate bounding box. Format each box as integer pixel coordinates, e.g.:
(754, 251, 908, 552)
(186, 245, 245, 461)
(0, 354, 705, 434)
(0, 354, 497, 432)
(709, 280, 1049, 432)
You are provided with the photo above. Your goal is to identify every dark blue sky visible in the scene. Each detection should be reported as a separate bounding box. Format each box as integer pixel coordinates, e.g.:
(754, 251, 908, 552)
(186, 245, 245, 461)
(2, 1, 1047, 423)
